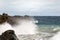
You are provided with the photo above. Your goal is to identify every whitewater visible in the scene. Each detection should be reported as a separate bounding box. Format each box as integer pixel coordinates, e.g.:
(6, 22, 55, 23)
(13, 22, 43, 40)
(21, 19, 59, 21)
(0, 20, 60, 40)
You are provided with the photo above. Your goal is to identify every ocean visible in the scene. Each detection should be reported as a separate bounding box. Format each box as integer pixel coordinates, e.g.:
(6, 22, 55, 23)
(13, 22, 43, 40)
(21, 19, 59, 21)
(34, 16, 60, 33)
(34, 16, 60, 25)
(31, 16, 60, 40)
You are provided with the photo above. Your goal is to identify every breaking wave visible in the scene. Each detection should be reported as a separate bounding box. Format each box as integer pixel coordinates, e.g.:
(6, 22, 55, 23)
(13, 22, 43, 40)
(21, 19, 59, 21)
(13, 18, 38, 35)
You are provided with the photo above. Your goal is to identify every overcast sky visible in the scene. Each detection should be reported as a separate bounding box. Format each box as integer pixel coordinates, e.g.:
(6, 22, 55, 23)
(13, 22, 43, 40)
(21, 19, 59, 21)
(0, 0, 60, 16)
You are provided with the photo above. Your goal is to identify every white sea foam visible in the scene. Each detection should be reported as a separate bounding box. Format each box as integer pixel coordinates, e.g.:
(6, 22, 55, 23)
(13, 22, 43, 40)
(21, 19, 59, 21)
(49, 31, 60, 40)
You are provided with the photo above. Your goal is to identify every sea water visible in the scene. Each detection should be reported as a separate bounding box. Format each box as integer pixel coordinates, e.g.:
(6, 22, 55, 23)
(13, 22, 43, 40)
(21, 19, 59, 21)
(34, 16, 60, 40)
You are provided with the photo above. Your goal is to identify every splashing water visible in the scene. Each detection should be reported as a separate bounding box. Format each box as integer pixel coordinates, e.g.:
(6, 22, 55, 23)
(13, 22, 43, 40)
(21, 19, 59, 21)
(13, 20, 37, 35)
(0, 18, 38, 35)
(0, 22, 13, 35)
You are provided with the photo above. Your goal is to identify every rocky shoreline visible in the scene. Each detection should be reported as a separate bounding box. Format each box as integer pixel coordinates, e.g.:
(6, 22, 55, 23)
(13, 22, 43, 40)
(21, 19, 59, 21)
(0, 13, 33, 25)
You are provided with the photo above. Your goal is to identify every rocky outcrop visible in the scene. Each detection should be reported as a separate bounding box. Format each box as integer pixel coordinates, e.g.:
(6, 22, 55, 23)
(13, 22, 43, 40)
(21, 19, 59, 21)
(0, 30, 18, 40)
(0, 13, 8, 24)
(0, 13, 33, 25)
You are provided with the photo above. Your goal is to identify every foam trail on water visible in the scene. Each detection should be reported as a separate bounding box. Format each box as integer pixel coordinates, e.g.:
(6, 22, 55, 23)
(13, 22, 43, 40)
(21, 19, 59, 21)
(13, 20, 37, 35)
(49, 31, 60, 40)
(0, 22, 14, 35)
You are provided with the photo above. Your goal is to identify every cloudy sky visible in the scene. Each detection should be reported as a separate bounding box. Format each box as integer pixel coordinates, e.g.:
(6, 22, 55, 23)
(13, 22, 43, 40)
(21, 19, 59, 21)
(0, 0, 60, 16)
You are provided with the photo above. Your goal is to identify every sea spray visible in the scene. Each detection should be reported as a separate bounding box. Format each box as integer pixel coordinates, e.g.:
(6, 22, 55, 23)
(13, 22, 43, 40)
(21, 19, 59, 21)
(13, 20, 37, 35)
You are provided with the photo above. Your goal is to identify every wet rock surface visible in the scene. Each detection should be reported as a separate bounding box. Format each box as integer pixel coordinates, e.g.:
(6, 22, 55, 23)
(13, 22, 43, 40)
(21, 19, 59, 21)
(0, 30, 18, 40)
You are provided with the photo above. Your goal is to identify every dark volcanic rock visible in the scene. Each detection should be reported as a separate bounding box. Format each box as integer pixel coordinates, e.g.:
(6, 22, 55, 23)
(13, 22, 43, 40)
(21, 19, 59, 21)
(0, 30, 18, 40)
